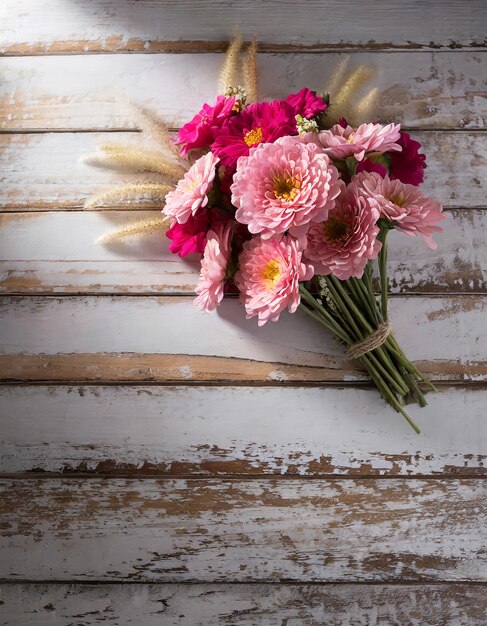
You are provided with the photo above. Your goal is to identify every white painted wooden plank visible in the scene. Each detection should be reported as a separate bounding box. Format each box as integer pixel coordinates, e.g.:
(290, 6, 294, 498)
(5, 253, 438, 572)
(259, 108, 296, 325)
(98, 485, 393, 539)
(0, 478, 484, 581)
(0, 209, 484, 295)
(0, 296, 484, 382)
(0, 131, 484, 210)
(0, 583, 485, 626)
(1, 0, 486, 53)
(0, 385, 484, 475)
(1, 52, 486, 130)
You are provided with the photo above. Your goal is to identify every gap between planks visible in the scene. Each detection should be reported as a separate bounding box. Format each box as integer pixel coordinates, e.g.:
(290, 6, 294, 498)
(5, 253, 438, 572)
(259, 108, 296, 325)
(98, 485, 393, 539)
(1, 474, 485, 481)
(3, 43, 487, 57)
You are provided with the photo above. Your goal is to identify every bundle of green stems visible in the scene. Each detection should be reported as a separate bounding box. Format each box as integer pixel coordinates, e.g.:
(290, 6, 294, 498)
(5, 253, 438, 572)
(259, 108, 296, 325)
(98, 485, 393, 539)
(299, 227, 436, 434)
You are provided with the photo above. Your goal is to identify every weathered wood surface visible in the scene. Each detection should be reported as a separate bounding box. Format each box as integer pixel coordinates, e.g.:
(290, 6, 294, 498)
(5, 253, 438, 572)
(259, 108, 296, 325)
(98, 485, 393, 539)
(1, 0, 486, 54)
(1, 131, 485, 210)
(0, 583, 485, 626)
(0, 385, 484, 476)
(0, 295, 484, 383)
(2, 0, 486, 612)
(0, 478, 485, 581)
(0, 209, 484, 295)
(2, 52, 486, 130)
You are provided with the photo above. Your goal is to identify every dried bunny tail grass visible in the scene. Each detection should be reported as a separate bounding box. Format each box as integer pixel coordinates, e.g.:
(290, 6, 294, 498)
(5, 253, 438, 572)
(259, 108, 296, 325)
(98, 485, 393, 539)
(218, 32, 243, 93)
(349, 87, 379, 126)
(323, 56, 351, 98)
(335, 64, 376, 108)
(83, 144, 186, 181)
(84, 183, 174, 209)
(95, 217, 170, 245)
(243, 38, 259, 103)
(327, 64, 377, 125)
(131, 104, 186, 164)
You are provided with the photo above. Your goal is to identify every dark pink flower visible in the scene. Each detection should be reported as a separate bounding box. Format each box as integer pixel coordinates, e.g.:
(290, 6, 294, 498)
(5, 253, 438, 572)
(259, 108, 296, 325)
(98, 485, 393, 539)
(356, 158, 388, 177)
(389, 131, 427, 186)
(174, 95, 236, 157)
(211, 100, 297, 170)
(285, 88, 328, 118)
(166, 211, 210, 257)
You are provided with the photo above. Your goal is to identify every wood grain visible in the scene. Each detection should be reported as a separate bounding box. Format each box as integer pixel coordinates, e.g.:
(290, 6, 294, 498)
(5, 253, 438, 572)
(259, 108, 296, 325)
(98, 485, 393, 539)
(0, 209, 484, 295)
(0, 295, 484, 383)
(2, 52, 486, 130)
(1, 131, 485, 211)
(1, 478, 485, 581)
(1, 0, 486, 54)
(0, 583, 485, 625)
(0, 385, 484, 476)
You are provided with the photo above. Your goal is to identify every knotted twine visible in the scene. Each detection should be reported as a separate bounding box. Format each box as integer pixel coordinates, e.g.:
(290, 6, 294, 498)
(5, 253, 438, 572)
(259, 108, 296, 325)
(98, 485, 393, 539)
(346, 321, 392, 359)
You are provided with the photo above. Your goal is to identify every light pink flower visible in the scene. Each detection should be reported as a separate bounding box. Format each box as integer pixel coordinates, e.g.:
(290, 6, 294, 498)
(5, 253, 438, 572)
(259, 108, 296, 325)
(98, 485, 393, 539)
(305, 182, 382, 280)
(194, 223, 233, 312)
(354, 171, 446, 249)
(318, 123, 402, 161)
(231, 136, 340, 240)
(235, 235, 313, 326)
(163, 152, 219, 224)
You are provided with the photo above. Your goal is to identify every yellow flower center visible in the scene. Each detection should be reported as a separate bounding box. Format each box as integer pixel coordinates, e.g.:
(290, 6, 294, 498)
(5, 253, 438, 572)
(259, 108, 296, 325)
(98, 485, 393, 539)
(261, 259, 282, 288)
(347, 132, 355, 144)
(389, 193, 406, 207)
(323, 216, 352, 244)
(273, 175, 301, 202)
(243, 126, 263, 147)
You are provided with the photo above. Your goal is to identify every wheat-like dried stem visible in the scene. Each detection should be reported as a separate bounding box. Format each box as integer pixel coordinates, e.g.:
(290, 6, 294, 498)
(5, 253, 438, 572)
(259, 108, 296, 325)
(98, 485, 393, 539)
(83, 144, 186, 181)
(323, 57, 351, 98)
(218, 33, 243, 93)
(244, 38, 259, 103)
(85, 183, 174, 209)
(350, 87, 379, 126)
(132, 104, 186, 164)
(329, 65, 377, 125)
(95, 217, 170, 244)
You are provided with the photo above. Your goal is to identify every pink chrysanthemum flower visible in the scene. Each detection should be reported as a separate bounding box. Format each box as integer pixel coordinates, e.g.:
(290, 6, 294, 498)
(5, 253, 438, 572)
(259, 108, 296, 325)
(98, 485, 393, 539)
(174, 95, 236, 157)
(285, 87, 328, 118)
(231, 136, 341, 240)
(318, 122, 402, 161)
(354, 171, 446, 249)
(211, 100, 297, 170)
(235, 234, 313, 326)
(163, 152, 219, 224)
(194, 222, 233, 312)
(305, 182, 382, 280)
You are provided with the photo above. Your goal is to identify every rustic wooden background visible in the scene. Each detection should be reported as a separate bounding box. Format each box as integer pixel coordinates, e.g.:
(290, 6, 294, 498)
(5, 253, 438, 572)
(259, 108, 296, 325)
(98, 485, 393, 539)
(0, 1, 486, 624)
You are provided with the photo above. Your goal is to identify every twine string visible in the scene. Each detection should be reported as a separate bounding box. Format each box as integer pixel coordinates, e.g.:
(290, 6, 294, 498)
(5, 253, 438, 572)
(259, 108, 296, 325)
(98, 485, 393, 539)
(346, 321, 392, 359)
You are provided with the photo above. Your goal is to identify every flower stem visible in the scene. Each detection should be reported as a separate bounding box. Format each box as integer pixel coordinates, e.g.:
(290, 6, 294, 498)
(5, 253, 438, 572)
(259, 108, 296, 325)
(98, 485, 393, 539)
(378, 227, 390, 320)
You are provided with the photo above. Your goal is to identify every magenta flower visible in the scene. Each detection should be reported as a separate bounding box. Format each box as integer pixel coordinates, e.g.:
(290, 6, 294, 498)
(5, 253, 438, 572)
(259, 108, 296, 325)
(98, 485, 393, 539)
(356, 158, 388, 178)
(166, 211, 209, 257)
(235, 234, 313, 326)
(305, 182, 382, 280)
(194, 222, 233, 312)
(163, 152, 219, 224)
(211, 100, 297, 170)
(354, 172, 446, 249)
(174, 95, 236, 157)
(318, 122, 402, 162)
(231, 136, 341, 240)
(389, 131, 427, 185)
(285, 87, 328, 118)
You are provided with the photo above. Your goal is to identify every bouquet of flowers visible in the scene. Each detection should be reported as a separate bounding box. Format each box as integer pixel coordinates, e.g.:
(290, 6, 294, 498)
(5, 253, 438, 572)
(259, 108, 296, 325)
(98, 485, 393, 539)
(86, 37, 446, 433)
